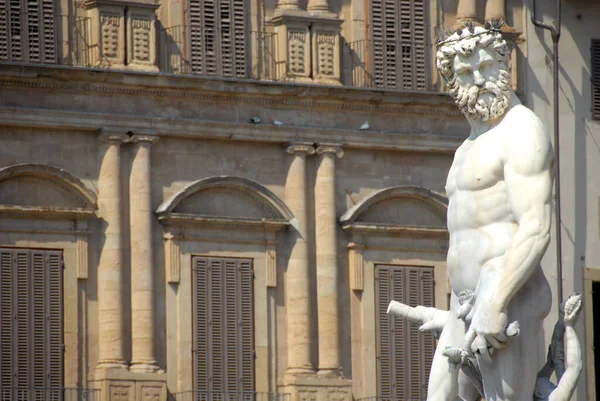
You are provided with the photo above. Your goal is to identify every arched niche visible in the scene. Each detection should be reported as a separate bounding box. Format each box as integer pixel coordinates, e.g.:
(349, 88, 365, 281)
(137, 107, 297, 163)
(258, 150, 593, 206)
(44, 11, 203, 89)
(0, 163, 97, 220)
(340, 185, 448, 236)
(156, 176, 293, 285)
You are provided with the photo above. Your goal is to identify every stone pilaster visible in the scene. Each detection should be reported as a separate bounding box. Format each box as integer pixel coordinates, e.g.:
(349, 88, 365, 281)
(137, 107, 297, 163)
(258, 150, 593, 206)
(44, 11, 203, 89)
(314, 144, 343, 375)
(284, 142, 315, 374)
(96, 130, 129, 371)
(454, 0, 479, 27)
(129, 134, 159, 373)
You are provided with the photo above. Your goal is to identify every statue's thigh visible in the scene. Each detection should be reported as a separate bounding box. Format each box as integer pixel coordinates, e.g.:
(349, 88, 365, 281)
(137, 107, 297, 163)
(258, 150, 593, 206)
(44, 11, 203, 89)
(478, 315, 545, 401)
(427, 314, 479, 401)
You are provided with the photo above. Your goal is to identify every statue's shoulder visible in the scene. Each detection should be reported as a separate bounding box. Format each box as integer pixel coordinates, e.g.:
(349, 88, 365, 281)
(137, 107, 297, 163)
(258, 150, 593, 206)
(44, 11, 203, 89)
(503, 105, 550, 144)
(502, 105, 553, 170)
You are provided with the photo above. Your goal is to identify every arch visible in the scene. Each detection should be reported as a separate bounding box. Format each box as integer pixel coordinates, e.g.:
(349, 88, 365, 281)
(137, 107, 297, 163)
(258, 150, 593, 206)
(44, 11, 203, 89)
(340, 186, 448, 237)
(0, 164, 98, 210)
(156, 176, 293, 231)
(341, 186, 447, 224)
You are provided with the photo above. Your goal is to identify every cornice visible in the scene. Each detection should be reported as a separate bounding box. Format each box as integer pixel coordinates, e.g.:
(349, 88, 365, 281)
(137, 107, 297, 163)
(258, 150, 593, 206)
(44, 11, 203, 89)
(342, 223, 448, 238)
(0, 205, 96, 221)
(156, 214, 290, 232)
(0, 107, 465, 154)
(0, 75, 462, 117)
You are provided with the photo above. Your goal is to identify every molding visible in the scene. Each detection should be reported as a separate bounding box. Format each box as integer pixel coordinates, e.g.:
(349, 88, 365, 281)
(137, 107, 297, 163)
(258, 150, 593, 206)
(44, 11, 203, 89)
(164, 233, 277, 246)
(0, 228, 90, 236)
(0, 107, 465, 154)
(130, 134, 159, 144)
(77, 234, 89, 279)
(0, 205, 96, 221)
(340, 185, 448, 225)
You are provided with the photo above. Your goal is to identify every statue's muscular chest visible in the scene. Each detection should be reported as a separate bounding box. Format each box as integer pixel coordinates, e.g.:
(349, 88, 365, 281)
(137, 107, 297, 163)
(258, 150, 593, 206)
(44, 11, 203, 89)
(446, 133, 505, 197)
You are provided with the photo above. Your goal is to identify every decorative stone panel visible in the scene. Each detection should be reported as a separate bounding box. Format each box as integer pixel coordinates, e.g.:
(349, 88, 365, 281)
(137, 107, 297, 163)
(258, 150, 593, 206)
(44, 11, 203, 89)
(101, 14, 120, 59)
(313, 31, 340, 84)
(348, 244, 364, 291)
(266, 243, 277, 287)
(288, 30, 309, 76)
(126, 7, 158, 71)
(164, 233, 181, 283)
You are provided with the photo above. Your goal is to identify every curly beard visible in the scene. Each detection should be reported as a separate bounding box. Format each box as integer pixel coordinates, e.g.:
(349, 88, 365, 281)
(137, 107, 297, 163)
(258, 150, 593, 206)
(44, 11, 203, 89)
(448, 69, 511, 121)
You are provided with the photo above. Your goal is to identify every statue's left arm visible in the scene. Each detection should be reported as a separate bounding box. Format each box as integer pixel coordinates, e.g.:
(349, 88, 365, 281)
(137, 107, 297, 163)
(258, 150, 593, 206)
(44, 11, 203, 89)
(465, 114, 554, 360)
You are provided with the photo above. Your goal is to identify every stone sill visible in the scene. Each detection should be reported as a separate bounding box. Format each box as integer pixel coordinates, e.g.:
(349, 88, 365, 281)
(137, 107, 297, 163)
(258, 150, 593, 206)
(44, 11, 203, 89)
(0, 61, 456, 110)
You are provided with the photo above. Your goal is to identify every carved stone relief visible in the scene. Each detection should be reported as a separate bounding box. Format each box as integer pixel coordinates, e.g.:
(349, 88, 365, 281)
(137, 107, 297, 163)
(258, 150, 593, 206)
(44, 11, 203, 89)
(316, 32, 336, 77)
(101, 13, 120, 59)
(109, 385, 131, 401)
(131, 16, 151, 62)
(288, 30, 307, 76)
(298, 390, 318, 401)
(140, 385, 162, 401)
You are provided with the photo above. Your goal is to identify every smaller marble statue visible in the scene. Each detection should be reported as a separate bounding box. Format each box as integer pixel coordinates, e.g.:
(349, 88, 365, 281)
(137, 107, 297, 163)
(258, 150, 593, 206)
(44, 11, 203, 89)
(387, 293, 583, 401)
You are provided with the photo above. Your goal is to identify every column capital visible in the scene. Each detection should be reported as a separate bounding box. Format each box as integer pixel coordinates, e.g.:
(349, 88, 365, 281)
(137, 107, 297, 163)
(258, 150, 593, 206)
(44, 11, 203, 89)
(285, 142, 316, 156)
(316, 143, 343, 158)
(99, 128, 130, 144)
(130, 134, 160, 144)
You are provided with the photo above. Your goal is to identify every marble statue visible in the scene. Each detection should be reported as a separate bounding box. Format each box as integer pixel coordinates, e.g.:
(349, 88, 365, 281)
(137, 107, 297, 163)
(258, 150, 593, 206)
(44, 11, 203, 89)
(385, 20, 582, 401)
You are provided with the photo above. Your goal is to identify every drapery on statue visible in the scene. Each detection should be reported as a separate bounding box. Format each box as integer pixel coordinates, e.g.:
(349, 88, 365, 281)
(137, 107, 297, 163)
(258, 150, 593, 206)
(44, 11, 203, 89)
(385, 20, 582, 400)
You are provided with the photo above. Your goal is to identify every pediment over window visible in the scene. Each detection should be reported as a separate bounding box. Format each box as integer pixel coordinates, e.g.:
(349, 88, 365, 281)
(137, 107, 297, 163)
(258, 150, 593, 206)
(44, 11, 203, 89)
(156, 176, 293, 232)
(0, 164, 97, 220)
(340, 186, 448, 237)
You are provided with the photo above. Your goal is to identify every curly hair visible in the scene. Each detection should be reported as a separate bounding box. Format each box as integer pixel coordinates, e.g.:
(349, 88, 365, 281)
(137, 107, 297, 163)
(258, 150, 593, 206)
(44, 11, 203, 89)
(436, 24, 510, 83)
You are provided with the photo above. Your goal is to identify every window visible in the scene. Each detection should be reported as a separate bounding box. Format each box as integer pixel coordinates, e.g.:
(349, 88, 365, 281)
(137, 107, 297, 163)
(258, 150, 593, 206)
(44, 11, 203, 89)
(192, 256, 254, 393)
(187, 0, 247, 78)
(369, 0, 426, 90)
(0, 0, 56, 63)
(375, 264, 434, 399)
(0, 248, 63, 388)
(592, 39, 600, 120)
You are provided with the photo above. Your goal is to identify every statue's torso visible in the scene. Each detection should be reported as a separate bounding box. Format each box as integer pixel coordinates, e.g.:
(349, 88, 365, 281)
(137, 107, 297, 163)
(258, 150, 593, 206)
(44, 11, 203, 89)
(445, 118, 517, 294)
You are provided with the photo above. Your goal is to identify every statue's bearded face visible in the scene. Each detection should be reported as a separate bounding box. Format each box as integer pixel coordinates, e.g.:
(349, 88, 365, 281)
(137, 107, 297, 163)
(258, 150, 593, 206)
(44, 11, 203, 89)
(448, 46, 511, 121)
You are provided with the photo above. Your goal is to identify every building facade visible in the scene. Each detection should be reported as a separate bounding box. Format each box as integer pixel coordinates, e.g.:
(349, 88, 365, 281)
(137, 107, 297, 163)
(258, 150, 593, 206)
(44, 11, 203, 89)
(1, 0, 598, 401)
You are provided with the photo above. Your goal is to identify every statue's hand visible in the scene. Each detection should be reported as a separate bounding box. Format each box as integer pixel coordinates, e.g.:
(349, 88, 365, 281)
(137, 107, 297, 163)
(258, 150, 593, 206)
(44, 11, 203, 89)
(464, 299, 508, 363)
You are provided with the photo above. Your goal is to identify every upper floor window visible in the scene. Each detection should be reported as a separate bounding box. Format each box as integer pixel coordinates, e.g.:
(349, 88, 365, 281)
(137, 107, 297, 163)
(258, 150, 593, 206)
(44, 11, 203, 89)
(0, 0, 56, 63)
(187, 0, 248, 78)
(592, 39, 600, 120)
(368, 0, 427, 90)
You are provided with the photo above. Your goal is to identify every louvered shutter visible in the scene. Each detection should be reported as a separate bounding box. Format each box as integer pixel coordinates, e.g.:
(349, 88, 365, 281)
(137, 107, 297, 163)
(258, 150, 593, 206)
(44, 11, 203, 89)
(592, 40, 600, 120)
(193, 256, 254, 394)
(0, 248, 63, 390)
(0, 0, 56, 63)
(376, 264, 435, 399)
(187, 0, 247, 77)
(0, 249, 13, 387)
(369, 0, 426, 90)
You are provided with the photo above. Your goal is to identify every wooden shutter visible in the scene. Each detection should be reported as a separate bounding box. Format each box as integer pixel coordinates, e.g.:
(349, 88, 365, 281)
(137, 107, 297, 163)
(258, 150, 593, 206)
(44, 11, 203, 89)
(193, 256, 254, 394)
(376, 264, 435, 399)
(0, 248, 63, 389)
(592, 39, 600, 120)
(0, 0, 55, 63)
(187, 0, 247, 77)
(369, 0, 426, 90)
